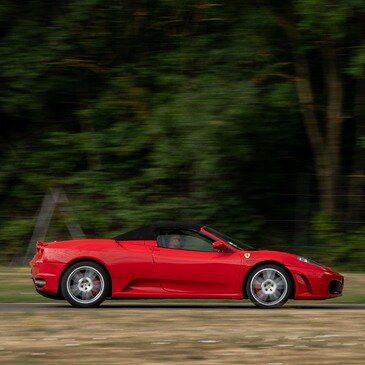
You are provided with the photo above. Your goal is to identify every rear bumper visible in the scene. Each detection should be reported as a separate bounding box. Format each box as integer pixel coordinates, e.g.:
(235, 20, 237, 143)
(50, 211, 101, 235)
(30, 258, 65, 296)
(35, 288, 64, 299)
(292, 267, 344, 300)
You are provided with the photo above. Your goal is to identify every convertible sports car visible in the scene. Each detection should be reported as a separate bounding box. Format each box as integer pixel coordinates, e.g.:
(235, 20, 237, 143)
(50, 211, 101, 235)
(30, 221, 344, 308)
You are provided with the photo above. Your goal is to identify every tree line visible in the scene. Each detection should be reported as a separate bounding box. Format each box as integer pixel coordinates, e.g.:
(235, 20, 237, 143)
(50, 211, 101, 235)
(0, 1, 364, 268)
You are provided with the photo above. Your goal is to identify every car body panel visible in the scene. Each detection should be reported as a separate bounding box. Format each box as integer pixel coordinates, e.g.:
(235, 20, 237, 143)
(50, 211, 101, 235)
(30, 222, 344, 302)
(153, 246, 243, 294)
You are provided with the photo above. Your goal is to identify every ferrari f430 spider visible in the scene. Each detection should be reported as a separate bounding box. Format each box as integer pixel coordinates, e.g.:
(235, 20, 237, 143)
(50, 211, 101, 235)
(30, 221, 344, 308)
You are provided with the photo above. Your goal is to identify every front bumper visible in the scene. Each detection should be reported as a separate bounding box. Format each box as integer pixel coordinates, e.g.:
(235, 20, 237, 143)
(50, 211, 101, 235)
(292, 267, 344, 300)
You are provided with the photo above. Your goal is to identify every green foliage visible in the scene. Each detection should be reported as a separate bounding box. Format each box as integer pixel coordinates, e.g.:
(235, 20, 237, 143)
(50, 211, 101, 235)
(0, 219, 33, 263)
(348, 45, 365, 76)
(307, 213, 365, 270)
(0, 0, 363, 269)
(295, 0, 363, 40)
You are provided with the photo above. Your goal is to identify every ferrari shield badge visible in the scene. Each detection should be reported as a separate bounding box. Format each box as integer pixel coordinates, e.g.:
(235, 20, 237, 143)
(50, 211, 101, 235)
(244, 253, 251, 259)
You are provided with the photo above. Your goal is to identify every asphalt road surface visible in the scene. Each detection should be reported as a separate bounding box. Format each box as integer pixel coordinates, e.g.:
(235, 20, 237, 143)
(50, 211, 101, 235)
(0, 302, 364, 311)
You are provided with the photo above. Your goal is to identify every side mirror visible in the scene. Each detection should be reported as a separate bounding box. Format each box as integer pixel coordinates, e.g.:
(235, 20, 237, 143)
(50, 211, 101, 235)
(212, 241, 227, 252)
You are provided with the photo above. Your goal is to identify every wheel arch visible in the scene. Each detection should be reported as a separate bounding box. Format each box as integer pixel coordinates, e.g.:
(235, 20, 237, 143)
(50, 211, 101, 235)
(58, 257, 113, 298)
(242, 260, 296, 299)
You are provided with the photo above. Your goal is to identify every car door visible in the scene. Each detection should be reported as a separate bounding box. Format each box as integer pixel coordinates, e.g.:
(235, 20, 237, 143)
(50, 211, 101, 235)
(152, 229, 242, 295)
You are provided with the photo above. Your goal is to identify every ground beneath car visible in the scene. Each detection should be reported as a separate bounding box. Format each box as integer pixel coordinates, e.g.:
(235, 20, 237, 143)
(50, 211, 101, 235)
(0, 303, 364, 364)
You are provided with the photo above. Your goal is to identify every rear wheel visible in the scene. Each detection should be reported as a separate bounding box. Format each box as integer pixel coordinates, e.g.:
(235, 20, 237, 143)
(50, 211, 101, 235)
(61, 261, 109, 308)
(246, 264, 292, 308)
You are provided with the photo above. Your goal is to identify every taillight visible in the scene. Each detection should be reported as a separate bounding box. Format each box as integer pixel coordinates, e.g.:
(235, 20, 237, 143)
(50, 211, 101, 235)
(37, 246, 44, 259)
(36, 241, 48, 261)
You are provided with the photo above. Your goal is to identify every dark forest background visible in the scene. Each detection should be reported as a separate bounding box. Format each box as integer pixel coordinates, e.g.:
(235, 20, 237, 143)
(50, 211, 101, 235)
(0, 0, 364, 269)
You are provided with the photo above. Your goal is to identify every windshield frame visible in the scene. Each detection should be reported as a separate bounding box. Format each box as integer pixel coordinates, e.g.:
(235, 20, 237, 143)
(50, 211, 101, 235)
(203, 226, 255, 250)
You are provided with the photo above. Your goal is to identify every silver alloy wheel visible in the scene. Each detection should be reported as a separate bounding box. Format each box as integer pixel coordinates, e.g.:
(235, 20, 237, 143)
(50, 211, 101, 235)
(249, 268, 288, 306)
(66, 265, 105, 304)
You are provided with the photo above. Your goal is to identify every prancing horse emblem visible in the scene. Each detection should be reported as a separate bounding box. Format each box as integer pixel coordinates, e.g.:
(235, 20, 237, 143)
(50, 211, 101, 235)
(244, 253, 251, 259)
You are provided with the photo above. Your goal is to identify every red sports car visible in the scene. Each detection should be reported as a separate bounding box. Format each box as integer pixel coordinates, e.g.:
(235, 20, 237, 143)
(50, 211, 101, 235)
(30, 221, 344, 308)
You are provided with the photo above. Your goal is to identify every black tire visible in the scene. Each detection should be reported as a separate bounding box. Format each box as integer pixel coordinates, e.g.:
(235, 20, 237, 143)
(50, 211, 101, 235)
(61, 261, 109, 308)
(245, 264, 292, 308)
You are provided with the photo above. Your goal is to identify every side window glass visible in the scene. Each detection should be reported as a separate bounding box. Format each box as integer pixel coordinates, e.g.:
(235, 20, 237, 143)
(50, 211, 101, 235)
(156, 230, 216, 252)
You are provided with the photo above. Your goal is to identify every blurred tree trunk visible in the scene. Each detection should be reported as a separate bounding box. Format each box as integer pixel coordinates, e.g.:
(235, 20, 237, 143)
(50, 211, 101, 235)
(263, 0, 343, 218)
(320, 43, 343, 216)
(346, 14, 365, 224)
(346, 76, 365, 223)
(288, 37, 343, 216)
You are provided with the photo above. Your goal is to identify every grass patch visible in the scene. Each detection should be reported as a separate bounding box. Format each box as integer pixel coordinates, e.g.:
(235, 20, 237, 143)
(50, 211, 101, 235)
(323, 273, 365, 303)
(0, 267, 51, 303)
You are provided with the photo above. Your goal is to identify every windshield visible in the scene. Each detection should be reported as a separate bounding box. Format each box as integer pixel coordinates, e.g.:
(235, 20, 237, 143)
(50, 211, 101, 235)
(205, 227, 255, 250)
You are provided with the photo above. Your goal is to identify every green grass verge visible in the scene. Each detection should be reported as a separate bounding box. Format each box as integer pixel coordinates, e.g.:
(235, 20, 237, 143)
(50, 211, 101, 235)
(0, 266, 364, 303)
(0, 266, 51, 303)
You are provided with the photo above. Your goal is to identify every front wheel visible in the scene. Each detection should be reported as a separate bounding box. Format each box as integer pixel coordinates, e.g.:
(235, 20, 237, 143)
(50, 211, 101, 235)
(246, 264, 292, 308)
(61, 261, 109, 308)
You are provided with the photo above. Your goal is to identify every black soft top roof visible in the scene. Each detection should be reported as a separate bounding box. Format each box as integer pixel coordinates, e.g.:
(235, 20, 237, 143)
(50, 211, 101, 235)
(114, 221, 202, 241)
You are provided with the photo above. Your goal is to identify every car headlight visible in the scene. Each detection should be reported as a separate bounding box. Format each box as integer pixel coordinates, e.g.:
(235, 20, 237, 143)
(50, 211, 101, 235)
(297, 256, 322, 267)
